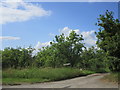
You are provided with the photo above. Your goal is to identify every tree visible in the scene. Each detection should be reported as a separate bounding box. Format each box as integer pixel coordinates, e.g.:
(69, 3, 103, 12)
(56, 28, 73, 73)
(2, 47, 21, 68)
(2, 46, 35, 69)
(19, 46, 35, 68)
(81, 46, 108, 72)
(95, 10, 120, 71)
(51, 31, 84, 67)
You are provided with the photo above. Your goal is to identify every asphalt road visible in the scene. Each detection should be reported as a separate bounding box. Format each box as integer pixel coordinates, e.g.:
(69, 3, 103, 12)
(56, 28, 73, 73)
(3, 73, 118, 88)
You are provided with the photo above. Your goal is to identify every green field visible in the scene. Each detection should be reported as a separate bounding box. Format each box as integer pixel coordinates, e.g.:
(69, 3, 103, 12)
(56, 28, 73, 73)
(3, 68, 95, 85)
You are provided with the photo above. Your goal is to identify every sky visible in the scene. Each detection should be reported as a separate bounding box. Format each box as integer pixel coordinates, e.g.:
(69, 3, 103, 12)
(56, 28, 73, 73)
(0, 0, 119, 51)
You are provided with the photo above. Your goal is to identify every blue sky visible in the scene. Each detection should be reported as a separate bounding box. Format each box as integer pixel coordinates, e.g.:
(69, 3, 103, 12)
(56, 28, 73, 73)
(1, 1, 119, 50)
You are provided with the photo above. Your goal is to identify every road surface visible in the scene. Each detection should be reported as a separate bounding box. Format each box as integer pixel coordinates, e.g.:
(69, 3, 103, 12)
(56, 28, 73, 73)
(3, 73, 118, 88)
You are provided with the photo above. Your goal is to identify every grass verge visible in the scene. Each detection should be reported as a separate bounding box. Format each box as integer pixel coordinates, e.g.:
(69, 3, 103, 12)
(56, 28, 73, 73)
(102, 72, 120, 84)
(3, 67, 95, 85)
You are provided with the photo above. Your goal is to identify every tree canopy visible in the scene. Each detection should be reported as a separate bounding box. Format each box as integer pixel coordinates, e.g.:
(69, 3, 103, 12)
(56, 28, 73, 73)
(96, 10, 120, 71)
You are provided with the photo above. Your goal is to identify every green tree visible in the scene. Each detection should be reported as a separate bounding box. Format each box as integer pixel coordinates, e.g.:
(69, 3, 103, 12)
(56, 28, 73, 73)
(36, 44, 67, 68)
(2, 46, 35, 69)
(51, 31, 84, 67)
(2, 47, 21, 68)
(95, 10, 120, 71)
(36, 31, 84, 68)
(81, 46, 108, 72)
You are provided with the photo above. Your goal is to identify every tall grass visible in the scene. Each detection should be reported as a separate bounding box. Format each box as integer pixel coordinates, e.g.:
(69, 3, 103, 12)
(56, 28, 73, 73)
(3, 67, 95, 85)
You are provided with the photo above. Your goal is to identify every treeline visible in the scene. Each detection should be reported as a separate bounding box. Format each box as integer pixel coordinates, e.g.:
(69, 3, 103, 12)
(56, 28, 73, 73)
(1, 10, 120, 72)
(1, 40, 108, 72)
(1, 47, 34, 68)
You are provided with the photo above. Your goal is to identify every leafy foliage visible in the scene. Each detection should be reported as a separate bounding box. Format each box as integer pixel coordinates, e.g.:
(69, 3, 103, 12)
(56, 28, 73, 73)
(51, 31, 84, 67)
(2, 46, 34, 69)
(96, 10, 120, 71)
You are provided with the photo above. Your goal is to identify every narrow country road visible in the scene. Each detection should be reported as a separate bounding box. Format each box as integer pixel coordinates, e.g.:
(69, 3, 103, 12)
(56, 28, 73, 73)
(3, 73, 118, 88)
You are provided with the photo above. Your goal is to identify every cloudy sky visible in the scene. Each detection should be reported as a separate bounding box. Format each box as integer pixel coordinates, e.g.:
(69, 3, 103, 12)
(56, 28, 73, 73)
(1, 0, 119, 50)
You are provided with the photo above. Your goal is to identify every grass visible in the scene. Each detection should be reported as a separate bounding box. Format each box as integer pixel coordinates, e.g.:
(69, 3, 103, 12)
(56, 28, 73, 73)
(102, 72, 120, 83)
(3, 67, 95, 85)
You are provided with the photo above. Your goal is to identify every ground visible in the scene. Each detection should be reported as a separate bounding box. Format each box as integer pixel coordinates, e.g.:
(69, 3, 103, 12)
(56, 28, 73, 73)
(3, 73, 118, 88)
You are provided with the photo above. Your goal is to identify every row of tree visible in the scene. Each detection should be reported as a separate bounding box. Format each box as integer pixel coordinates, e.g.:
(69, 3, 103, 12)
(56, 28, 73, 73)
(1, 47, 34, 68)
(1, 10, 120, 72)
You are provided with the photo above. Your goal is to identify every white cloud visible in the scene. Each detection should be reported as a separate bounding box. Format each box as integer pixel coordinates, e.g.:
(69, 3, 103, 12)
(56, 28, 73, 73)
(81, 30, 97, 47)
(33, 41, 51, 55)
(0, 36, 20, 40)
(59, 27, 97, 48)
(0, 0, 51, 24)
(34, 27, 97, 54)
(34, 41, 50, 50)
(59, 27, 80, 37)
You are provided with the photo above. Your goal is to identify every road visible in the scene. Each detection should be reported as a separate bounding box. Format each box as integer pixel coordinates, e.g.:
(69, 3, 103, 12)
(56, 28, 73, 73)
(3, 73, 118, 88)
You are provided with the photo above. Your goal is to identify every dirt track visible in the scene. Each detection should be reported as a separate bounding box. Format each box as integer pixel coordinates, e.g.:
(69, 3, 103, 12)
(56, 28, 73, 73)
(3, 73, 118, 88)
